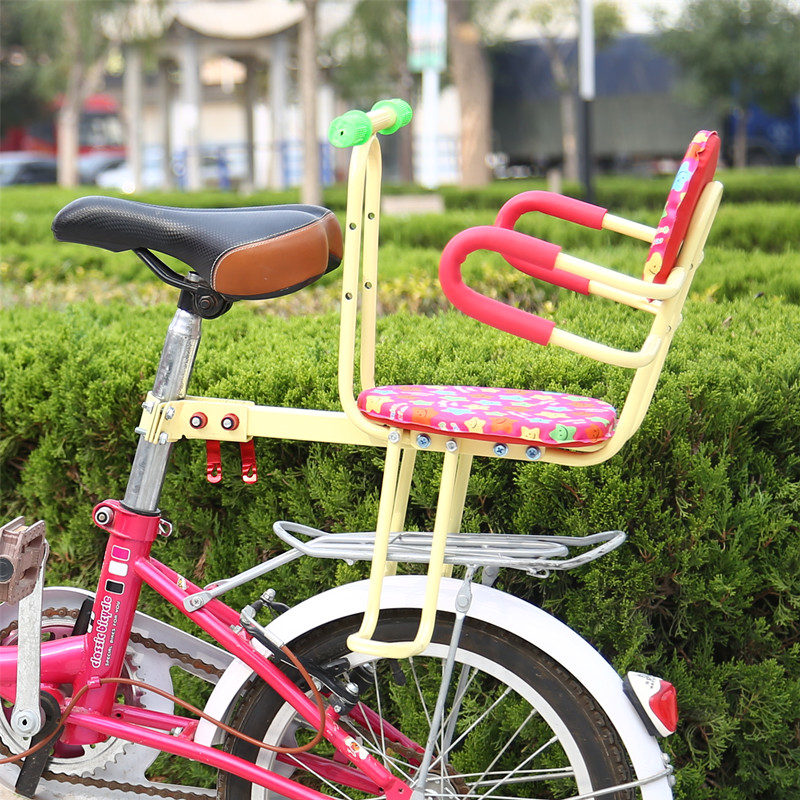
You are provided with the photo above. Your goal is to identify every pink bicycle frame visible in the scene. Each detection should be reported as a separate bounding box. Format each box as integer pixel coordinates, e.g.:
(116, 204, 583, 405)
(0, 498, 415, 799)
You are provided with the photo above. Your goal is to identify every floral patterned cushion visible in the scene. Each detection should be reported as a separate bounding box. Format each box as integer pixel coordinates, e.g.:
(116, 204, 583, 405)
(358, 384, 617, 448)
(644, 130, 720, 284)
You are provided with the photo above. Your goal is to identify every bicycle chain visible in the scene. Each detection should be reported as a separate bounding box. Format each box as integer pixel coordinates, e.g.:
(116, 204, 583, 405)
(1, 606, 224, 798)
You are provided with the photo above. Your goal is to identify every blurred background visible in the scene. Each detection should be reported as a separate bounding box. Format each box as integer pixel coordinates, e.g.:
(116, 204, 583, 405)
(1, 0, 799, 201)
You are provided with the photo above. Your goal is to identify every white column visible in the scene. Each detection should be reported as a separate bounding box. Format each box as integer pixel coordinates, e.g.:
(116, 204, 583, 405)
(269, 33, 289, 191)
(419, 66, 440, 189)
(243, 59, 257, 193)
(178, 33, 202, 191)
(159, 60, 175, 191)
(123, 45, 144, 192)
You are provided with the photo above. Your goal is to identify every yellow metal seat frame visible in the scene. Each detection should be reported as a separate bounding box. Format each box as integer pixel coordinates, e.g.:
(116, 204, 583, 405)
(137, 104, 722, 658)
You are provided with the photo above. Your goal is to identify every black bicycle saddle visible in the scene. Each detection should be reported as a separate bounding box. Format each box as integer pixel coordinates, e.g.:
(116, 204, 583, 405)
(52, 196, 343, 300)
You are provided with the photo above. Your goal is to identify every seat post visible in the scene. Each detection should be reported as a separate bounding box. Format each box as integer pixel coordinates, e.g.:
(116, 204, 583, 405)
(123, 307, 203, 513)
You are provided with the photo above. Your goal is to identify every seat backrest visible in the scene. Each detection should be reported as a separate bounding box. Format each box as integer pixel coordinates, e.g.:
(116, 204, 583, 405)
(644, 130, 720, 284)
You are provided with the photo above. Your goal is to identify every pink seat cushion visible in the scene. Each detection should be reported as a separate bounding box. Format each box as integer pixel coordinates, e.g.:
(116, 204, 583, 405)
(644, 130, 720, 284)
(358, 384, 617, 448)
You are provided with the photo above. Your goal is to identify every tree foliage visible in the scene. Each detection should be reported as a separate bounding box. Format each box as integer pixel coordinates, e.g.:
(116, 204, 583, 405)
(519, 0, 624, 181)
(0, 0, 134, 185)
(326, 0, 411, 107)
(657, 0, 800, 166)
(0, 1, 65, 134)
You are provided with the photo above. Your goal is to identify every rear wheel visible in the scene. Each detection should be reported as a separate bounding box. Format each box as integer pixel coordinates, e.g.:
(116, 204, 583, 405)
(218, 610, 635, 799)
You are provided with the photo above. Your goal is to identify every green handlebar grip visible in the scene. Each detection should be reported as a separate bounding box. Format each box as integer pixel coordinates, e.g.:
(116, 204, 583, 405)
(328, 110, 373, 148)
(371, 99, 413, 135)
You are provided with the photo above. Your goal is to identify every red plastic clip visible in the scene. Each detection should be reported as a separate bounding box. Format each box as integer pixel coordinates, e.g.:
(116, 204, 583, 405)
(240, 440, 258, 484)
(206, 440, 222, 484)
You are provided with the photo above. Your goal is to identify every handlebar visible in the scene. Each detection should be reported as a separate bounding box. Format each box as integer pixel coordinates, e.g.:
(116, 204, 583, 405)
(328, 99, 413, 148)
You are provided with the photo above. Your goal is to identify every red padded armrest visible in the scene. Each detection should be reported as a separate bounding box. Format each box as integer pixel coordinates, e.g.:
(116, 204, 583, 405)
(495, 191, 608, 231)
(439, 226, 562, 346)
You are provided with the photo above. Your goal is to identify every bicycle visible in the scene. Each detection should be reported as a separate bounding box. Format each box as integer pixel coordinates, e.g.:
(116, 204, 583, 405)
(0, 99, 723, 800)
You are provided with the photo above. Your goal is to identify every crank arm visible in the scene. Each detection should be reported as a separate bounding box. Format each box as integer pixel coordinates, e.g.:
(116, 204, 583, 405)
(11, 552, 48, 737)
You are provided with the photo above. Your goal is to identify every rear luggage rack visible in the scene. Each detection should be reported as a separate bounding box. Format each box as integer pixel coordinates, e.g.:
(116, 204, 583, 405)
(273, 520, 626, 577)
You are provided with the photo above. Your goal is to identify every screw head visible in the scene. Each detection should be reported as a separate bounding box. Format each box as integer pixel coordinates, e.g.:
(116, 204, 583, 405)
(525, 446, 542, 461)
(190, 412, 208, 429)
(416, 434, 431, 449)
(493, 443, 509, 457)
(445, 439, 458, 453)
(388, 430, 401, 444)
(95, 506, 114, 526)
(221, 414, 239, 431)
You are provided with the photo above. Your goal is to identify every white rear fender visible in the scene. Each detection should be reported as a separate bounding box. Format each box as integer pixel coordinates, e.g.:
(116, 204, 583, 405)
(198, 576, 674, 799)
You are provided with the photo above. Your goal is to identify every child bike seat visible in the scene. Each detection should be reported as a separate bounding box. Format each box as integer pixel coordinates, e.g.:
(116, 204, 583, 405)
(335, 121, 722, 657)
(52, 196, 343, 300)
(351, 131, 722, 466)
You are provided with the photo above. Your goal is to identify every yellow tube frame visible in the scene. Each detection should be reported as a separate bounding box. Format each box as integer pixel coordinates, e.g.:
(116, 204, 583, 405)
(138, 105, 723, 658)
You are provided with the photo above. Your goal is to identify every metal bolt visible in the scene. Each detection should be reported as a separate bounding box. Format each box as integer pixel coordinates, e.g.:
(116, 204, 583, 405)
(158, 432, 169, 445)
(525, 446, 542, 461)
(345, 681, 359, 696)
(142, 401, 155, 413)
(388, 430, 401, 444)
(95, 506, 114, 526)
(221, 414, 239, 431)
(189, 412, 208, 429)
(416, 434, 431, 449)
(164, 406, 176, 420)
(493, 443, 509, 457)
(10, 709, 39, 734)
(445, 439, 458, 452)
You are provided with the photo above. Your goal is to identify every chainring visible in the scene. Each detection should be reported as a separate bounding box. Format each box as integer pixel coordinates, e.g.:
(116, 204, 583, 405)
(0, 606, 172, 783)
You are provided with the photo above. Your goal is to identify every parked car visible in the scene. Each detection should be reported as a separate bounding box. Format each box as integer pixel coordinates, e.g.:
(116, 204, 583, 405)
(78, 152, 126, 185)
(95, 147, 165, 193)
(0, 152, 58, 185)
(95, 146, 248, 193)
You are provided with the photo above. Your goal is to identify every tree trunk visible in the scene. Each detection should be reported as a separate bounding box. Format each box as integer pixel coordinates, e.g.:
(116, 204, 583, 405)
(544, 38, 578, 182)
(300, 0, 322, 205)
(57, 2, 83, 188)
(57, 0, 111, 188)
(560, 92, 578, 182)
(447, 0, 492, 187)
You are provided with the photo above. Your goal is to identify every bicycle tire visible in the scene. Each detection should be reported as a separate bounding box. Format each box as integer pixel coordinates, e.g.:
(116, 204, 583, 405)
(217, 609, 635, 800)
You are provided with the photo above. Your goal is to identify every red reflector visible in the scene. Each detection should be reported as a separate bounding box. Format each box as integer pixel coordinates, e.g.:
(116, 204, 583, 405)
(649, 681, 678, 734)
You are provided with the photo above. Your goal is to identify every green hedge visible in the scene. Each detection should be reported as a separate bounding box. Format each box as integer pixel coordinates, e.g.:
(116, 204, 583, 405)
(1, 290, 799, 799)
(1, 173, 799, 796)
(2, 183, 799, 304)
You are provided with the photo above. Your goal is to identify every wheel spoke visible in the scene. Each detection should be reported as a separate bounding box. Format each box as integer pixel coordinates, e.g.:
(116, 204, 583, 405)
(219, 612, 634, 800)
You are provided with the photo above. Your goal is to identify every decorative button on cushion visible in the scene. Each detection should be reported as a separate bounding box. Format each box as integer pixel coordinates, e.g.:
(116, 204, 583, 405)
(358, 385, 617, 448)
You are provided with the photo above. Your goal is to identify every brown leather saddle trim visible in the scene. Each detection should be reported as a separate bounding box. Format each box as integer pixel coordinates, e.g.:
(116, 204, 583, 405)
(52, 196, 343, 299)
